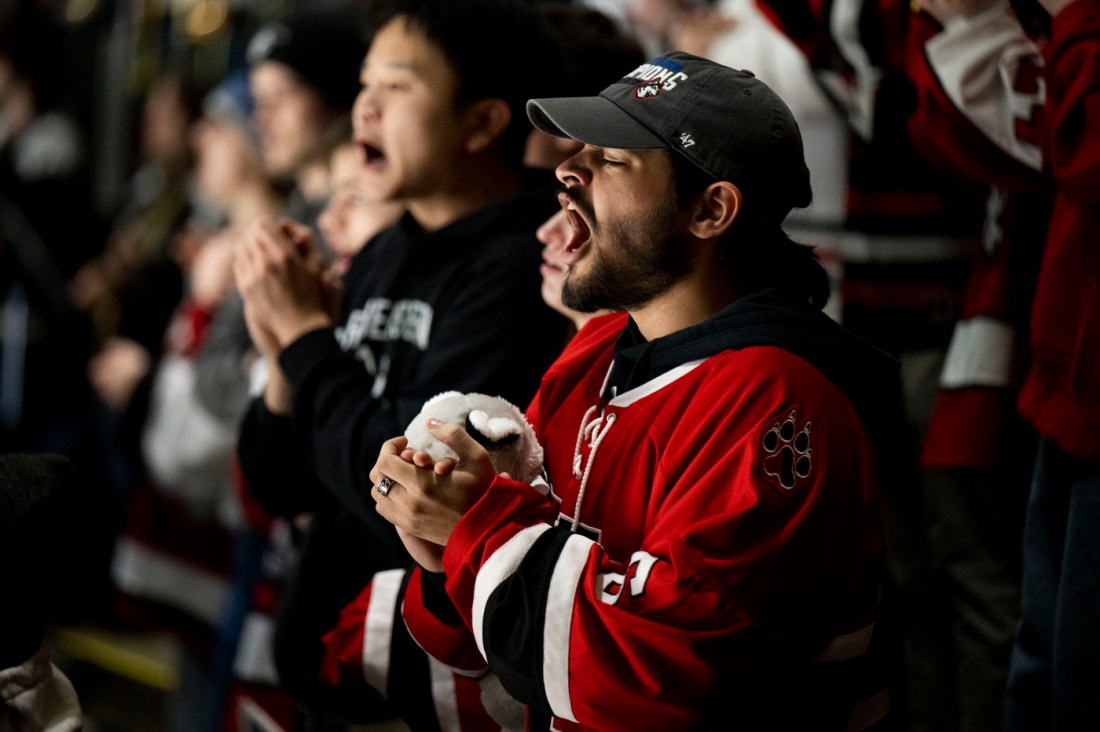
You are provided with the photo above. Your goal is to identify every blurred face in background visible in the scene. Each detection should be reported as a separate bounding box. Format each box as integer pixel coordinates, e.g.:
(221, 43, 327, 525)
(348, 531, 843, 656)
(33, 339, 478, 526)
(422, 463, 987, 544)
(250, 61, 333, 180)
(141, 75, 193, 172)
(318, 142, 403, 275)
(524, 129, 583, 172)
(0, 57, 34, 145)
(191, 116, 262, 210)
(536, 208, 605, 331)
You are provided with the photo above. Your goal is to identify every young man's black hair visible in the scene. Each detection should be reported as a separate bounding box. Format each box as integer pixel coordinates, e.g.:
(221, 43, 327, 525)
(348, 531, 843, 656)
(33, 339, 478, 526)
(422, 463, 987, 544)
(362, 0, 565, 168)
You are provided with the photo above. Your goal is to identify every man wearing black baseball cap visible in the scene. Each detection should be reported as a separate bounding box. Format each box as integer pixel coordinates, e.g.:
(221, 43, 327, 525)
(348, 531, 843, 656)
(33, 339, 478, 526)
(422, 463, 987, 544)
(369, 52, 900, 730)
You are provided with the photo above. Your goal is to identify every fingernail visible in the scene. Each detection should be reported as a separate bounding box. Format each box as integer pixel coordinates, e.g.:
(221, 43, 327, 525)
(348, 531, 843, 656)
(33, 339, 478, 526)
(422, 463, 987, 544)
(427, 418, 439, 427)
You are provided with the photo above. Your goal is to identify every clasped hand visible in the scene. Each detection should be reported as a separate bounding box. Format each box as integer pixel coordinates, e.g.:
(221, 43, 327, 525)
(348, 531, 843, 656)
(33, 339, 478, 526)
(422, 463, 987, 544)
(232, 216, 341, 359)
(371, 419, 499, 572)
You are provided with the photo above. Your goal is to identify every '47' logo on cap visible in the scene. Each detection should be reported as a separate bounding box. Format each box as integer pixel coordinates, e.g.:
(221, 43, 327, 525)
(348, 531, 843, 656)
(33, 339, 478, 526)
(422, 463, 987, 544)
(678, 133, 695, 148)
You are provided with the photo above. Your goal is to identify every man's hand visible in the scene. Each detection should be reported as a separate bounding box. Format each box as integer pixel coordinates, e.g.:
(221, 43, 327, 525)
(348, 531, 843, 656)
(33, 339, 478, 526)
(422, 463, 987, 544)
(233, 216, 333, 349)
(370, 421, 498, 547)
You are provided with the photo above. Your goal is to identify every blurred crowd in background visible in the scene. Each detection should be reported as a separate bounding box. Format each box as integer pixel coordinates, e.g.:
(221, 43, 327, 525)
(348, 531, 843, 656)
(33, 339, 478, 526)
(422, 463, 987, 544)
(1, 0, 1095, 730)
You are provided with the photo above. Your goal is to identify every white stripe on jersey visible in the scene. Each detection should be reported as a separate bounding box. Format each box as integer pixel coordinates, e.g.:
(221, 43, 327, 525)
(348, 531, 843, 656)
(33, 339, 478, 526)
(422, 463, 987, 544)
(473, 524, 552, 661)
(543, 533, 597, 722)
(428, 656, 460, 732)
(607, 359, 706, 407)
(940, 317, 1015, 389)
(362, 568, 406, 696)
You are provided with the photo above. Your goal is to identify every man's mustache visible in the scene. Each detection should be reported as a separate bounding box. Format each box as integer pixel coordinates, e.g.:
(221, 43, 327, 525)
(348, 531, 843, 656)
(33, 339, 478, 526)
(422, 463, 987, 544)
(559, 186, 596, 227)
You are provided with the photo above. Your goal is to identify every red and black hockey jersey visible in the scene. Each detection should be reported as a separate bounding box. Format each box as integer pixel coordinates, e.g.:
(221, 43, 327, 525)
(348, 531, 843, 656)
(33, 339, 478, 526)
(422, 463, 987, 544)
(324, 290, 901, 731)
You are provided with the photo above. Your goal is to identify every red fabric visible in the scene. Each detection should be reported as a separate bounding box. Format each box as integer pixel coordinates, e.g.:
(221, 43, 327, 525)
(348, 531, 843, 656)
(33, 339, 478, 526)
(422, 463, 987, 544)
(1019, 0, 1100, 465)
(922, 388, 1017, 468)
(400, 566, 486, 674)
(163, 297, 214, 358)
(906, 11, 1050, 195)
(408, 313, 885, 730)
(902, 7, 1055, 467)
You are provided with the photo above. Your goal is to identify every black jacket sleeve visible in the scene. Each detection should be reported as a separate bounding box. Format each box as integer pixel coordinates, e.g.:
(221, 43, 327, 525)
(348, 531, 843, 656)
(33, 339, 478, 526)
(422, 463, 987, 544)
(236, 396, 326, 518)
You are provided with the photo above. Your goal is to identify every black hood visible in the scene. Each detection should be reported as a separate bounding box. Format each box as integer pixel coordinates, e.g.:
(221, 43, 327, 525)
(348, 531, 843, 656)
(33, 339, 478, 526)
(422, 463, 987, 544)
(607, 289, 902, 437)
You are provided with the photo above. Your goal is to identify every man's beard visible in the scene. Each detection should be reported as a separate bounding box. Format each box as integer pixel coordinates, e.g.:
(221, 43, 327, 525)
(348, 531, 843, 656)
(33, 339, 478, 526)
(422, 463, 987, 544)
(561, 194, 691, 314)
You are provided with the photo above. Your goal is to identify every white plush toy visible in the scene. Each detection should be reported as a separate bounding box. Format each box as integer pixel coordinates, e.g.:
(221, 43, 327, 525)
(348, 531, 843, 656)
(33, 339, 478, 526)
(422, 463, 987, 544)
(403, 391, 544, 484)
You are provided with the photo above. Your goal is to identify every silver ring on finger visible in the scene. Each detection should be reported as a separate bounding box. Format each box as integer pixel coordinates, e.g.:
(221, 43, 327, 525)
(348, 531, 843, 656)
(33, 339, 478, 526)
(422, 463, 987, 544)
(376, 475, 395, 497)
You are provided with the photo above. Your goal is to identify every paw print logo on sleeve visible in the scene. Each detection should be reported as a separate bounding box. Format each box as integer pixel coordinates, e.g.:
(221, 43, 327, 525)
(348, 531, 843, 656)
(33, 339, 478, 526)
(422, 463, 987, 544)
(761, 409, 813, 491)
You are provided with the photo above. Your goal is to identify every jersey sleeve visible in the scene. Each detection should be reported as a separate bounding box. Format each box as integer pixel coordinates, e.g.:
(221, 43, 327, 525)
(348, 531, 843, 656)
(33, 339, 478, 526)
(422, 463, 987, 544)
(1044, 0, 1100, 206)
(319, 567, 526, 732)
(396, 487, 562, 677)
(906, 2, 1050, 191)
(437, 356, 886, 730)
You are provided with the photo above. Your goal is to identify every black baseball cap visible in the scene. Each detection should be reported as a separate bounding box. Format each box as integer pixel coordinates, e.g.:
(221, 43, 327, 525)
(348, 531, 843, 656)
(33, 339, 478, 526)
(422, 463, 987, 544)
(527, 51, 812, 222)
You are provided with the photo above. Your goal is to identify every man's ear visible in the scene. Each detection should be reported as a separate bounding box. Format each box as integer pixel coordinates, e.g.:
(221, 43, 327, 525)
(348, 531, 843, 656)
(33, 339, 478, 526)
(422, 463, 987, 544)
(463, 98, 512, 154)
(687, 182, 741, 240)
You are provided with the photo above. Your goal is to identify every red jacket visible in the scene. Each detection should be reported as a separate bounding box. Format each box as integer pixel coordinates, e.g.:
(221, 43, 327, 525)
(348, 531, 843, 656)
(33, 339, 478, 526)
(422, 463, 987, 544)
(1018, 0, 1100, 465)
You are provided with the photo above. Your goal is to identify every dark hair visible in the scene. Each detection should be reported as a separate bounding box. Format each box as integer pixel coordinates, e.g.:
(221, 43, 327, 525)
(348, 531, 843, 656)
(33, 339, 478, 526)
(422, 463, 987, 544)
(669, 151, 831, 310)
(539, 4, 645, 97)
(247, 8, 369, 113)
(363, 0, 565, 170)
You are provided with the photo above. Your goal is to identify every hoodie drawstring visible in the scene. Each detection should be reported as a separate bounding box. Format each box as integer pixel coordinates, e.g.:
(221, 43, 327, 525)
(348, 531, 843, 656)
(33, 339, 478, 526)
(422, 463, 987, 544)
(570, 404, 616, 533)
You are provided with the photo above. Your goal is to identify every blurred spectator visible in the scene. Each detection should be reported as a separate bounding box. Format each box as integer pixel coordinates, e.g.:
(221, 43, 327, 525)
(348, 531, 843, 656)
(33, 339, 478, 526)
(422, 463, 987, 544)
(71, 72, 202, 354)
(0, 4, 101, 276)
(246, 8, 368, 229)
(318, 139, 404, 277)
(717, 5, 992, 728)
(220, 138, 402, 732)
(0, 4, 102, 458)
(62, 71, 207, 626)
(904, 1, 1051, 727)
(524, 3, 645, 170)
(1004, 0, 1100, 727)
(102, 70, 287, 732)
(233, 0, 568, 726)
(535, 209, 608, 336)
(190, 8, 367, 433)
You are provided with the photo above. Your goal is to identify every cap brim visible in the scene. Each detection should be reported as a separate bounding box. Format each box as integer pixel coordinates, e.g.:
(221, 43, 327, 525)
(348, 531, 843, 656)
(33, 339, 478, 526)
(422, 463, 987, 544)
(527, 96, 665, 149)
